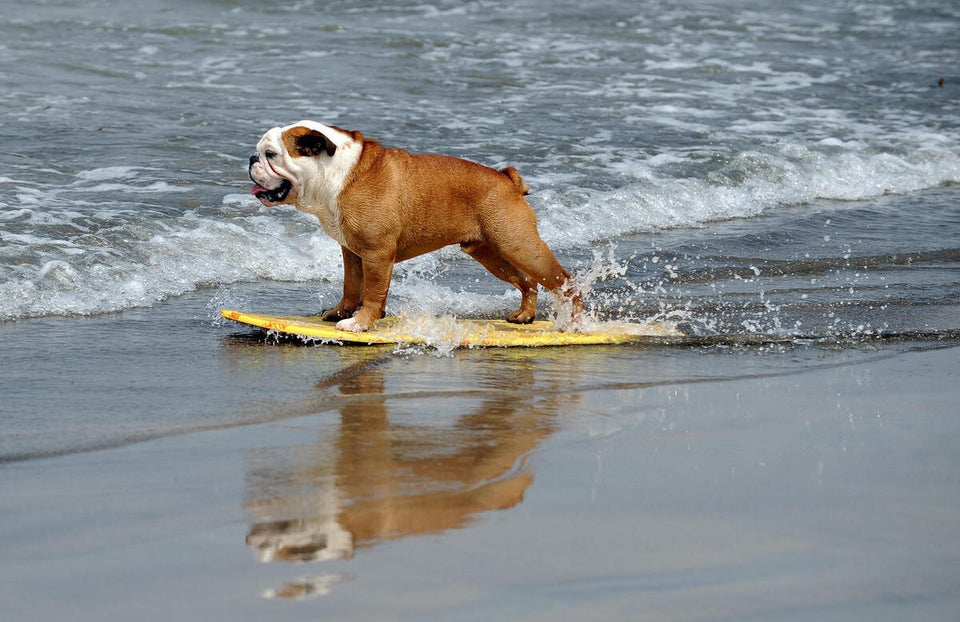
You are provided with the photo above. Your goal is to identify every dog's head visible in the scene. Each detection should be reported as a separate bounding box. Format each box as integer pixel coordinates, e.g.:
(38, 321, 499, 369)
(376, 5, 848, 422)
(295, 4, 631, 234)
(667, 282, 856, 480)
(248, 121, 360, 207)
(246, 518, 354, 563)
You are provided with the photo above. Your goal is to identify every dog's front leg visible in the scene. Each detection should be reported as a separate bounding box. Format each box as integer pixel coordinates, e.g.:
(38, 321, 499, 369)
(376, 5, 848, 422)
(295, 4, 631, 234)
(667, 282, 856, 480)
(335, 253, 395, 332)
(321, 246, 364, 321)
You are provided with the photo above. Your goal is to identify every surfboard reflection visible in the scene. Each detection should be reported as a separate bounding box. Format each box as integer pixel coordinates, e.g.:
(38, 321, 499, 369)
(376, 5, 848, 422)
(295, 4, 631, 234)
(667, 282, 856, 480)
(244, 351, 574, 570)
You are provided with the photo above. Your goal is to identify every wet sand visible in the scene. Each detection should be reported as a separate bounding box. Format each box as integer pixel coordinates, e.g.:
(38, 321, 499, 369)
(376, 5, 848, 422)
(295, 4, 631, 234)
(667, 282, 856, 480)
(2, 307, 958, 621)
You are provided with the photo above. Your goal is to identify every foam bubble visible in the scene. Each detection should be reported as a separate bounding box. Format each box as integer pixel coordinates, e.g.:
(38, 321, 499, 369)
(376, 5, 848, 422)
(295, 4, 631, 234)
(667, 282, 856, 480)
(387, 314, 483, 357)
(74, 166, 144, 181)
(385, 278, 517, 319)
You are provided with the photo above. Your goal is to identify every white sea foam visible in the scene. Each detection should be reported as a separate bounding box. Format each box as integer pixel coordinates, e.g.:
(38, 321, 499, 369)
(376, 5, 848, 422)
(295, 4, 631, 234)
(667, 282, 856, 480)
(534, 141, 960, 249)
(0, 206, 346, 320)
(74, 166, 145, 181)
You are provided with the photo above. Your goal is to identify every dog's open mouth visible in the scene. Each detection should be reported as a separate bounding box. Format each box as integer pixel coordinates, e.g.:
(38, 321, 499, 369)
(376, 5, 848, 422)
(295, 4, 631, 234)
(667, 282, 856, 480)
(251, 179, 292, 203)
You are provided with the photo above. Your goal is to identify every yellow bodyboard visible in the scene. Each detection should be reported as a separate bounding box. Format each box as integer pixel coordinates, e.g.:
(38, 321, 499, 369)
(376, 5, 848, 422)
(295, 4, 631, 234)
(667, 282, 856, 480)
(221, 309, 682, 347)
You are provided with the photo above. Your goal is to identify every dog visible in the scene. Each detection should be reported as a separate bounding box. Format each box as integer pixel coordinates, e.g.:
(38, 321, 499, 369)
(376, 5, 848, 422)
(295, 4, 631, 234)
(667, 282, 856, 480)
(249, 120, 583, 332)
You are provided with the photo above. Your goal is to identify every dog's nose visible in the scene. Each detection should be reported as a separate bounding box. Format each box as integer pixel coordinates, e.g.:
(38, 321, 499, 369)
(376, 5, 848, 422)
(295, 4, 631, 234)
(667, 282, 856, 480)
(249, 153, 260, 167)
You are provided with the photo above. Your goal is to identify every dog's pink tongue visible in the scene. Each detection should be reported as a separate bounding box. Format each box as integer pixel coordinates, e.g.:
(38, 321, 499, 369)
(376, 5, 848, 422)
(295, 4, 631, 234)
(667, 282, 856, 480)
(251, 183, 268, 195)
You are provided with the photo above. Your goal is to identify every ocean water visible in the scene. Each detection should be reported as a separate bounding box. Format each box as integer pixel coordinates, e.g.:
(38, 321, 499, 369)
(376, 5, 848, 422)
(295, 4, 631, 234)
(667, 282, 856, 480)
(2, 3, 960, 620)
(1, 0, 957, 333)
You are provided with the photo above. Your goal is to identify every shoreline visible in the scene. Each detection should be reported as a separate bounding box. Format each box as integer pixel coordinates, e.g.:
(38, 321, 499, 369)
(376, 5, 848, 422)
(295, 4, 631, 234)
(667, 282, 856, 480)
(5, 291, 957, 465)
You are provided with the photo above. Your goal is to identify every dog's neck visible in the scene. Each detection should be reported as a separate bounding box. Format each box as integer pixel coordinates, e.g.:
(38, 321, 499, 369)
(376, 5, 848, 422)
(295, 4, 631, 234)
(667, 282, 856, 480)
(295, 133, 364, 247)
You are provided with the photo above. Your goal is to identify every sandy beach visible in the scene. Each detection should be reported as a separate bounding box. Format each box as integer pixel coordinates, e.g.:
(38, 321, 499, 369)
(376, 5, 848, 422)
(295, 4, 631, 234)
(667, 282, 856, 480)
(2, 295, 958, 620)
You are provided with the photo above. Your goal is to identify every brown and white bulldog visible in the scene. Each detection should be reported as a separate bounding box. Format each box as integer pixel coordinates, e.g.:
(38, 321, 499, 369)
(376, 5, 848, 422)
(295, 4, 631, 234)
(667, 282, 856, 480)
(249, 120, 583, 332)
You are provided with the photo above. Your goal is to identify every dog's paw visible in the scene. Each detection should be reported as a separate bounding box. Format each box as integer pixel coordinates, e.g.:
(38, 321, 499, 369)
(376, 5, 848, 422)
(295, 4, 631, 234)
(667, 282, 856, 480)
(320, 307, 352, 322)
(507, 309, 536, 324)
(335, 317, 367, 333)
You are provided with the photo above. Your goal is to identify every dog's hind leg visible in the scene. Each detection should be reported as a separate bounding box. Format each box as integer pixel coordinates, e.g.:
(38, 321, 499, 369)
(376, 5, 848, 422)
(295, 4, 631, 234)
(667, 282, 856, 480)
(460, 241, 538, 323)
(492, 238, 584, 326)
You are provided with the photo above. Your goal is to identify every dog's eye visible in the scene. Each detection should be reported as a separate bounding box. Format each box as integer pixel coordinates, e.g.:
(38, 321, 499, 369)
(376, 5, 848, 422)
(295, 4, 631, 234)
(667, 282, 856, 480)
(264, 150, 277, 159)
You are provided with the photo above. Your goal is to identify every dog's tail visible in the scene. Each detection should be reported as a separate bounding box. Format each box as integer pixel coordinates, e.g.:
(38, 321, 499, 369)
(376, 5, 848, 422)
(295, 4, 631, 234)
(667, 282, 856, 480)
(499, 166, 530, 196)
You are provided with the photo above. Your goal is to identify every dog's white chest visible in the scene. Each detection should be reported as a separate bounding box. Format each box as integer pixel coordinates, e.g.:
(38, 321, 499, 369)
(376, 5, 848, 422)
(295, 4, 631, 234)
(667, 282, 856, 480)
(298, 137, 361, 249)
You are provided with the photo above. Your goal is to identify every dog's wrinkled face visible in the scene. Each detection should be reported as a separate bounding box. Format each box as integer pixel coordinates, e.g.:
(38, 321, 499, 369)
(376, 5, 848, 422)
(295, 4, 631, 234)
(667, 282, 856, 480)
(248, 121, 348, 207)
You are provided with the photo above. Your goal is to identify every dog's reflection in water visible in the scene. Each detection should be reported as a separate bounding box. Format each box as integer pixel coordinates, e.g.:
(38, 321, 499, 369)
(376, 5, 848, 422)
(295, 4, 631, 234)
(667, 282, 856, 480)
(245, 355, 572, 579)
(246, 516, 353, 563)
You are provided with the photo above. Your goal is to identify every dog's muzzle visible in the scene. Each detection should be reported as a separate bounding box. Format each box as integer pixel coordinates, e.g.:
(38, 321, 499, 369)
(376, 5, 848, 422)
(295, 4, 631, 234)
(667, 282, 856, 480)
(249, 154, 292, 203)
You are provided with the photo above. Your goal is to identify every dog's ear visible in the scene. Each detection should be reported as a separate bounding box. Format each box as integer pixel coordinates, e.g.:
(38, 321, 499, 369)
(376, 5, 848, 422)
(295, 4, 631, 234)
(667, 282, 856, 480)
(282, 126, 337, 158)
